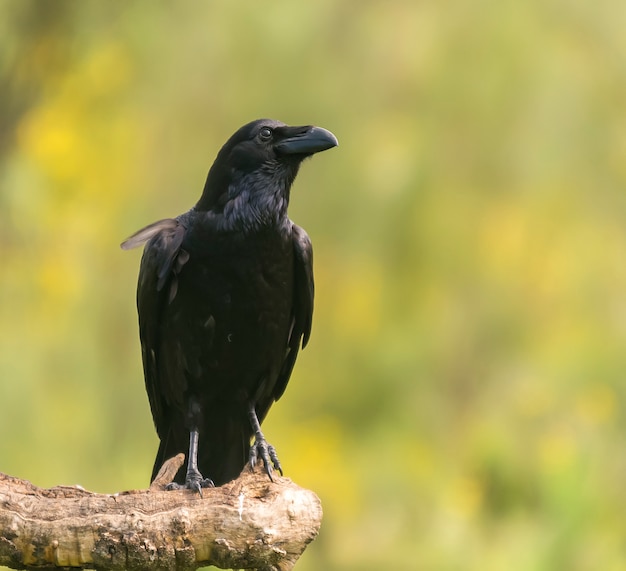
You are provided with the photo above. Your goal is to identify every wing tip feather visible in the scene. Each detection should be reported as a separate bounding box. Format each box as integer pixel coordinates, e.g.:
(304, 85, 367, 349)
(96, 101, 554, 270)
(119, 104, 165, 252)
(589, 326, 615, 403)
(120, 218, 179, 250)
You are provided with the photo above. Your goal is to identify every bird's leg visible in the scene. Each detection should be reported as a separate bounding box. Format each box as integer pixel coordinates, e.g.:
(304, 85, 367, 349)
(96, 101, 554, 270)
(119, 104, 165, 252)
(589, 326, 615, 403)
(186, 428, 216, 491)
(166, 428, 214, 495)
(247, 401, 283, 481)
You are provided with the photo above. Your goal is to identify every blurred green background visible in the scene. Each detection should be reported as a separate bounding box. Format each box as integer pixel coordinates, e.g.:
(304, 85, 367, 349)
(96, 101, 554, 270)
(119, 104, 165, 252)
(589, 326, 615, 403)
(1, 1, 626, 569)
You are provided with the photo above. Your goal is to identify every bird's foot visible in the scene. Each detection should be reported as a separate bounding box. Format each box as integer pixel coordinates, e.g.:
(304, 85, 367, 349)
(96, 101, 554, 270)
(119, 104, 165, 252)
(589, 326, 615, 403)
(249, 437, 283, 481)
(166, 470, 214, 497)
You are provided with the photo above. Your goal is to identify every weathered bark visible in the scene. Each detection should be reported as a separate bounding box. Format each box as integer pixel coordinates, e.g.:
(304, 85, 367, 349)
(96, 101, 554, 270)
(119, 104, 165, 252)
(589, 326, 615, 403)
(0, 456, 322, 571)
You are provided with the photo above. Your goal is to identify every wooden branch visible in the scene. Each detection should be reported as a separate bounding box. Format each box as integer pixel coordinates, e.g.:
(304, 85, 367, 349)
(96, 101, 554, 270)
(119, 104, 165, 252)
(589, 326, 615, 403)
(0, 457, 322, 571)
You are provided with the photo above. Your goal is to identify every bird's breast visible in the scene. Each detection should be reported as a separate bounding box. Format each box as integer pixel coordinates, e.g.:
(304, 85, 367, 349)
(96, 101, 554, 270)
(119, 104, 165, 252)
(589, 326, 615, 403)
(167, 228, 294, 394)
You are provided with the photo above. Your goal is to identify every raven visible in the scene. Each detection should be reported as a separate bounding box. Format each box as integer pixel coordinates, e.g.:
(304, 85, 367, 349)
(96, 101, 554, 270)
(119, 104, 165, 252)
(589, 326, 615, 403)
(122, 119, 337, 491)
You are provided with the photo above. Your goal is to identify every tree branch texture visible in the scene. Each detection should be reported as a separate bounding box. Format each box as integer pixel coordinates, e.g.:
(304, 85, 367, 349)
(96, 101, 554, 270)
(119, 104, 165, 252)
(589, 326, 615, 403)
(0, 457, 322, 571)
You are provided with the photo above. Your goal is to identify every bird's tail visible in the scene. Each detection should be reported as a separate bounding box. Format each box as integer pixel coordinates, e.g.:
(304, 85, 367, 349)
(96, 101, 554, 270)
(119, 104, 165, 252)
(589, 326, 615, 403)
(197, 412, 252, 486)
(150, 412, 252, 487)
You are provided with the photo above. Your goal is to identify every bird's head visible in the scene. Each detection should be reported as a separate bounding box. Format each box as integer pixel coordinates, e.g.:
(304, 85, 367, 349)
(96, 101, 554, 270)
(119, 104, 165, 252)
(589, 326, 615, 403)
(195, 119, 338, 229)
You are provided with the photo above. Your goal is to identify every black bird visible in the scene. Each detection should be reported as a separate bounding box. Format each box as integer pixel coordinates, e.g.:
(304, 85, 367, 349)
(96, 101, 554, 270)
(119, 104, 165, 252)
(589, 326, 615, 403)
(122, 119, 337, 491)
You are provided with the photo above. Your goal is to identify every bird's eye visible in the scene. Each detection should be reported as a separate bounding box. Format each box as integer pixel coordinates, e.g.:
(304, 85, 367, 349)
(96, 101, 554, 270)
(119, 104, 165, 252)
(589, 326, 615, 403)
(259, 127, 273, 141)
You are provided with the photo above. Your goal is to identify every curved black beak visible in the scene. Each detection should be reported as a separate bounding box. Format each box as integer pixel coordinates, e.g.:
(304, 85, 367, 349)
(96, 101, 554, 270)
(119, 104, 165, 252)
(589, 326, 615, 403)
(275, 126, 338, 156)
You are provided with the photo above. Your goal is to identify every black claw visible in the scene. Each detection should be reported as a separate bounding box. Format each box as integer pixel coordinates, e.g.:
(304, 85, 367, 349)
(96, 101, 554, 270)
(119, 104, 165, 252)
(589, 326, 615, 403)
(249, 445, 258, 470)
(165, 476, 214, 496)
(249, 437, 282, 481)
(190, 481, 202, 496)
(193, 477, 215, 497)
(268, 444, 283, 476)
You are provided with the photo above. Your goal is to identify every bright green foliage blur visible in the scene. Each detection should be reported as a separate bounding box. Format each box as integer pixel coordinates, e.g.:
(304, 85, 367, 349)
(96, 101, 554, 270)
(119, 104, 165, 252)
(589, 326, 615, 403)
(2, 1, 626, 569)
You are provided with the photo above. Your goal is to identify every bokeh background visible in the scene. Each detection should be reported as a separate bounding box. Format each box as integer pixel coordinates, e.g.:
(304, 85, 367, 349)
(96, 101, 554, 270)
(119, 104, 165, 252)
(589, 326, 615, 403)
(2, 1, 626, 569)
